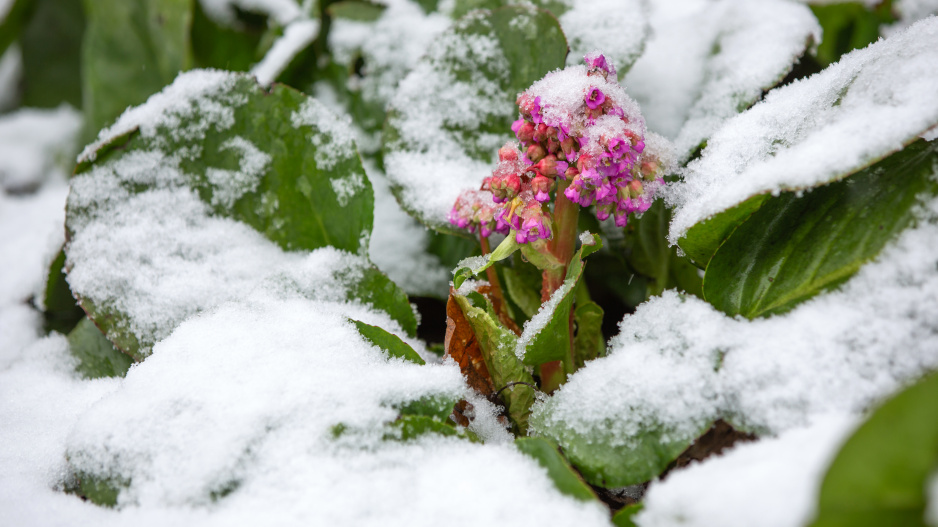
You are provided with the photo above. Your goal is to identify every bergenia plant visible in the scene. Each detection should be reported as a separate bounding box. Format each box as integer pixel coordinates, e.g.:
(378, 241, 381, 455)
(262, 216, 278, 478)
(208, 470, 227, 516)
(448, 52, 671, 398)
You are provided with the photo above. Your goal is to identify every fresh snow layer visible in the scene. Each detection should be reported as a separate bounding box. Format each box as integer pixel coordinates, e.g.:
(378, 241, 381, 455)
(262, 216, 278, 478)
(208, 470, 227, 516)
(384, 11, 516, 225)
(0, 105, 83, 192)
(365, 160, 451, 297)
(558, 0, 648, 71)
(635, 416, 858, 527)
(534, 190, 938, 455)
(250, 19, 319, 86)
(668, 17, 938, 243)
(329, 0, 450, 126)
(623, 0, 819, 160)
(882, 0, 938, 35)
(197, 0, 303, 27)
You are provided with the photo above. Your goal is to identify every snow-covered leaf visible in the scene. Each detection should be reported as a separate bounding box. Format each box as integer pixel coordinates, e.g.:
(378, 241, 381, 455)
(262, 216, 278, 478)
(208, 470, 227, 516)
(624, 0, 820, 161)
(82, 0, 192, 135)
(351, 318, 425, 364)
(383, 6, 567, 232)
(515, 437, 598, 502)
(453, 292, 535, 433)
(66, 317, 133, 379)
(65, 71, 418, 360)
(810, 372, 938, 527)
(704, 139, 938, 319)
(670, 18, 938, 258)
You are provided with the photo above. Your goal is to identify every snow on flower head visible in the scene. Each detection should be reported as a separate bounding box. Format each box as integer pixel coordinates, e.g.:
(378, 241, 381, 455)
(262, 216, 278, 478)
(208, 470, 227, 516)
(449, 53, 672, 241)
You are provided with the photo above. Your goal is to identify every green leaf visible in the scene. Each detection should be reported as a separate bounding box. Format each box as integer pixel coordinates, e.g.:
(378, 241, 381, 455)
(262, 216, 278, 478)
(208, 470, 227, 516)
(520, 243, 565, 271)
(19, 0, 85, 108)
(81, 0, 192, 137)
(0, 0, 33, 59)
(384, 6, 567, 232)
(501, 260, 542, 320)
(350, 319, 425, 365)
(343, 265, 417, 337)
(541, 419, 713, 488)
(515, 437, 598, 502)
(612, 503, 644, 527)
(811, 2, 895, 67)
(625, 200, 702, 297)
(327, 0, 385, 21)
(392, 394, 457, 422)
(383, 415, 461, 442)
(516, 263, 581, 368)
(42, 248, 85, 335)
(68, 73, 378, 360)
(72, 473, 124, 507)
(453, 235, 521, 286)
(677, 193, 770, 269)
(704, 140, 938, 319)
(453, 293, 536, 433)
(67, 317, 133, 379)
(810, 371, 938, 527)
(191, 0, 269, 72)
(572, 300, 604, 369)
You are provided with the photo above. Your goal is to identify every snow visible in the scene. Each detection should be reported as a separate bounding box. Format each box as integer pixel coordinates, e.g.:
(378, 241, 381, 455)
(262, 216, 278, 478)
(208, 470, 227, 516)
(635, 415, 858, 527)
(668, 18, 938, 243)
(882, 1, 938, 35)
(623, 0, 819, 161)
(290, 96, 360, 170)
(533, 189, 938, 466)
(558, 0, 648, 72)
(250, 19, 319, 87)
(365, 160, 451, 296)
(384, 11, 520, 225)
(78, 70, 245, 163)
(204, 136, 271, 208)
(197, 0, 303, 27)
(0, 105, 83, 192)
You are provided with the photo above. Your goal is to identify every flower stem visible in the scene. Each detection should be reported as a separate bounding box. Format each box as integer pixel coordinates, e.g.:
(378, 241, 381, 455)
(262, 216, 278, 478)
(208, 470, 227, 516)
(480, 234, 520, 335)
(538, 180, 579, 393)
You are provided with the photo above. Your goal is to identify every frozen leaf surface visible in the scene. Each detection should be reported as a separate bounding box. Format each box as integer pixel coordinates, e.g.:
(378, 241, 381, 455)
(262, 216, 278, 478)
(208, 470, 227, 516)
(66, 70, 417, 360)
(669, 18, 938, 247)
(624, 0, 819, 161)
(383, 6, 567, 231)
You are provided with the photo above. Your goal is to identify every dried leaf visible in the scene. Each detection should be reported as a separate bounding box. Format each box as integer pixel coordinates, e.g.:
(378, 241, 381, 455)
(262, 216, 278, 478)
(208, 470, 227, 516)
(444, 291, 495, 396)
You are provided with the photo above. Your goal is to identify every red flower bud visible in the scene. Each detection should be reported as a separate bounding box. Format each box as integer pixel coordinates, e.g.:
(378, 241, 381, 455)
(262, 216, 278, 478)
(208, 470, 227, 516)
(527, 144, 547, 163)
(531, 174, 552, 202)
(534, 155, 559, 177)
(516, 122, 536, 143)
(499, 144, 519, 162)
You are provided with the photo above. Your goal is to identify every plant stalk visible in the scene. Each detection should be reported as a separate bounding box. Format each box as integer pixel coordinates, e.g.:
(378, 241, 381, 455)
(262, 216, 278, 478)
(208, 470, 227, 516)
(538, 180, 579, 393)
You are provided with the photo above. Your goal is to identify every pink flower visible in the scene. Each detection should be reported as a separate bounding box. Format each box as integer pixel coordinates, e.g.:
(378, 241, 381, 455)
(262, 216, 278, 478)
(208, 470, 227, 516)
(585, 87, 605, 110)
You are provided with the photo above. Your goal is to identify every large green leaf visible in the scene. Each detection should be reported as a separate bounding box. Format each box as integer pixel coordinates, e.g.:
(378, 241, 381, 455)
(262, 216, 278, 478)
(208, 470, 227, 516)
(191, 0, 269, 72)
(515, 437, 598, 502)
(81, 0, 192, 137)
(541, 418, 713, 488)
(810, 371, 938, 527)
(42, 248, 85, 334)
(704, 140, 938, 319)
(677, 193, 770, 269)
(453, 293, 536, 433)
(383, 6, 567, 232)
(67, 72, 396, 360)
(612, 503, 644, 527)
(351, 319, 424, 364)
(19, 0, 85, 108)
(67, 317, 133, 379)
(0, 0, 33, 59)
(811, 2, 895, 67)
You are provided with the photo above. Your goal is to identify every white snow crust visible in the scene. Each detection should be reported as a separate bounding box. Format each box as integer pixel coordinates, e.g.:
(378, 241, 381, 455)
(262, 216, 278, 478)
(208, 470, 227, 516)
(250, 18, 319, 86)
(635, 416, 858, 527)
(198, 0, 302, 27)
(534, 189, 938, 457)
(623, 0, 819, 160)
(384, 11, 519, 224)
(668, 18, 938, 243)
(0, 105, 82, 192)
(883, 1, 938, 35)
(558, 0, 648, 71)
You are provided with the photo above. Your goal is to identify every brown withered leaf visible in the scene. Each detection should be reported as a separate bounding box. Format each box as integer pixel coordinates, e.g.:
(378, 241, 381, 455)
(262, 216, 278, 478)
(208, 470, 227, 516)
(444, 290, 495, 396)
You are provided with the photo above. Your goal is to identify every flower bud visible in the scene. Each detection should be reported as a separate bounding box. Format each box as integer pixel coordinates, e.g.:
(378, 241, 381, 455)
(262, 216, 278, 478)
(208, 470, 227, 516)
(516, 121, 536, 143)
(526, 143, 547, 164)
(532, 174, 551, 202)
(499, 143, 520, 162)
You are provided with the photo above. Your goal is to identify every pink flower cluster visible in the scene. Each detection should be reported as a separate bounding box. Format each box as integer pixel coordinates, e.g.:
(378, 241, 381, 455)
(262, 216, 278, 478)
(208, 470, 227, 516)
(449, 52, 668, 241)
